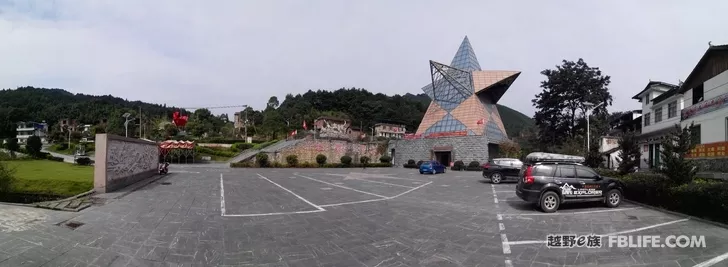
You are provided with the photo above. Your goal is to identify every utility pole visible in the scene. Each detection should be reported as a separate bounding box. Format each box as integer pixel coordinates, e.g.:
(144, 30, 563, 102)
(139, 106, 142, 139)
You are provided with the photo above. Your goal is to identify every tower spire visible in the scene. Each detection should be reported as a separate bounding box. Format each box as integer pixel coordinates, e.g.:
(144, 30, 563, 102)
(450, 36, 481, 71)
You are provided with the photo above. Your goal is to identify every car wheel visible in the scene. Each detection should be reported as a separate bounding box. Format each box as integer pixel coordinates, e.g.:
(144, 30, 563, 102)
(540, 191, 560, 213)
(419, 171, 424, 174)
(431, 169, 436, 175)
(605, 189, 622, 208)
(490, 172, 503, 184)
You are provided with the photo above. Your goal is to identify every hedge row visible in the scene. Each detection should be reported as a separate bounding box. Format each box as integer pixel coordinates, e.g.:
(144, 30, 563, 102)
(230, 162, 393, 168)
(195, 146, 238, 158)
(594, 168, 728, 224)
(199, 138, 266, 144)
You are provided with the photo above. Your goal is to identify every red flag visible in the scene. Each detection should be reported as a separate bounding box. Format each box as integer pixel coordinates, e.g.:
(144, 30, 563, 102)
(477, 118, 484, 125)
(303, 121, 308, 130)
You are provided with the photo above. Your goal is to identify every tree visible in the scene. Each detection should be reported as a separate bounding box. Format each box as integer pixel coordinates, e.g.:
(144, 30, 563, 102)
(532, 59, 612, 148)
(616, 131, 641, 175)
(261, 110, 285, 139)
(267, 96, 280, 110)
(499, 139, 522, 158)
(26, 135, 43, 157)
(657, 124, 698, 185)
(584, 138, 604, 168)
(4, 138, 18, 152)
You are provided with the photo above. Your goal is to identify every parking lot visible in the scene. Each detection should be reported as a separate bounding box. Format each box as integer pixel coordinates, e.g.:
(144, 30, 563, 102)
(1, 166, 728, 266)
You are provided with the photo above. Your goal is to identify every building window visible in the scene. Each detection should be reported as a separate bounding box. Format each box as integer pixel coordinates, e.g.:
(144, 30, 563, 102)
(654, 107, 663, 123)
(668, 101, 677, 118)
(690, 125, 701, 145)
(693, 84, 704, 105)
(644, 113, 651, 126)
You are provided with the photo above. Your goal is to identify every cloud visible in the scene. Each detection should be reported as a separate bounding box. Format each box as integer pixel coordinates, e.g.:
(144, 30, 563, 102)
(1, 0, 728, 119)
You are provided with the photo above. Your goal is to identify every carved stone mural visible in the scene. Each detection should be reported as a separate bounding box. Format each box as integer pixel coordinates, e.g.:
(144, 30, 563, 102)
(94, 134, 159, 193)
(106, 139, 158, 182)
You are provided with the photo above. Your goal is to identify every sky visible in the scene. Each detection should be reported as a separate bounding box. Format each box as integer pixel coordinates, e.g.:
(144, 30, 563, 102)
(1, 0, 728, 120)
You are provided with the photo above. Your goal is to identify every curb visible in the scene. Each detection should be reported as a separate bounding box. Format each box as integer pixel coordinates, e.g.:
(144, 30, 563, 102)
(624, 199, 728, 230)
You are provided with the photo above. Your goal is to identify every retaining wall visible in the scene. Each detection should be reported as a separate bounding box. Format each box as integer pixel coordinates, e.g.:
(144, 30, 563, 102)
(271, 139, 383, 164)
(94, 134, 159, 193)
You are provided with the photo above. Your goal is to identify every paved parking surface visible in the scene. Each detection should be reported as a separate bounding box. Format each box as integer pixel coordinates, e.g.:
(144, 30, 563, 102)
(0, 166, 727, 266)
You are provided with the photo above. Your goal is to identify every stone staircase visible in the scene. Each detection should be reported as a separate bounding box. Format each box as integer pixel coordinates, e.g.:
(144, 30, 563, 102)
(33, 190, 95, 212)
(35, 197, 93, 212)
(261, 139, 304, 153)
(228, 148, 261, 163)
(227, 139, 306, 163)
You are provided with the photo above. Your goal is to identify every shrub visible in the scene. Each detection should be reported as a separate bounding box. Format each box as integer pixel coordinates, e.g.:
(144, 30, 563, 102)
(594, 168, 620, 178)
(298, 162, 317, 168)
(232, 142, 255, 151)
(75, 157, 92, 166)
(452, 160, 465, 171)
(316, 154, 327, 166)
(196, 146, 238, 158)
(468, 161, 480, 168)
(340, 155, 352, 165)
(47, 155, 65, 162)
(379, 155, 392, 163)
(285, 155, 299, 167)
(271, 161, 285, 168)
(26, 135, 43, 157)
(407, 159, 415, 165)
(256, 153, 269, 167)
(0, 161, 15, 192)
(360, 156, 370, 165)
(499, 139, 522, 159)
(230, 162, 253, 168)
(617, 130, 641, 175)
(4, 138, 19, 152)
(656, 124, 698, 185)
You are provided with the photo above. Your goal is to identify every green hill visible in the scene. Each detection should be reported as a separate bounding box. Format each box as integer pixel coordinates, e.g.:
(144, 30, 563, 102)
(0, 86, 535, 141)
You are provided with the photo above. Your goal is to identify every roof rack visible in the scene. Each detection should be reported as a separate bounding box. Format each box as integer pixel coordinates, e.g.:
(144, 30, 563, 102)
(524, 152, 585, 164)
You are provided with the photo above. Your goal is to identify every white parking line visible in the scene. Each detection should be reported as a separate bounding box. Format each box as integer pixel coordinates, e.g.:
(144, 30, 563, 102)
(503, 218, 690, 246)
(499, 207, 639, 217)
(223, 210, 325, 217)
(598, 218, 689, 237)
(504, 259, 513, 267)
(491, 184, 498, 204)
(321, 181, 433, 207)
(296, 174, 388, 198)
(495, 190, 513, 193)
(500, 234, 511, 254)
(257, 174, 325, 211)
(351, 178, 415, 189)
(499, 223, 505, 231)
(693, 251, 728, 267)
(220, 174, 226, 216)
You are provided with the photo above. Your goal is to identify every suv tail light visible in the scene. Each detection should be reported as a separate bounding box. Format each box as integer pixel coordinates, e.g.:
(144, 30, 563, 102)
(483, 163, 490, 169)
(524, 165, 535, 184)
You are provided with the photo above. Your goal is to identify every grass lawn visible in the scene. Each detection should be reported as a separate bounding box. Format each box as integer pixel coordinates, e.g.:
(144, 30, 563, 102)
(3, 160, 93, 196)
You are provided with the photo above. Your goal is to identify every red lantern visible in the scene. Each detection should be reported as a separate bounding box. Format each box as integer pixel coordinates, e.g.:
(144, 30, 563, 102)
(172, 111, 188, 127)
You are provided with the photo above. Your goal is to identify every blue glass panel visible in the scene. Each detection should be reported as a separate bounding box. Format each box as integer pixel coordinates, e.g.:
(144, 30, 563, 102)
(424, 114, 469, 134)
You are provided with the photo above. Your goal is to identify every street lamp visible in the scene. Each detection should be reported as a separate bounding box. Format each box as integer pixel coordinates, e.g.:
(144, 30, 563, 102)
(122, 113, 134, 138)
(584, 102, 605, 152)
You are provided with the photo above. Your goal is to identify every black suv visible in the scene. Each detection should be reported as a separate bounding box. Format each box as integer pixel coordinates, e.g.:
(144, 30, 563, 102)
(482, 158, 523, 184)
(515, 152, 625, 213)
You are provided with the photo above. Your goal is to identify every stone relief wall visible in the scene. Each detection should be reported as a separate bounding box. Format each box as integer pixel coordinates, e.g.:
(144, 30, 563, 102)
(274, 139, 382, 163)
(106, 139, 159, 182)
(95, 134, 159, 193)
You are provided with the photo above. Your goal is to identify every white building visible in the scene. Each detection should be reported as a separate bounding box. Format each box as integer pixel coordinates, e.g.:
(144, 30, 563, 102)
(16, 121, 49, 144)
(600, 111, 642, 170)
(679, 44, 728, 155)
(632, 81, 682, 169)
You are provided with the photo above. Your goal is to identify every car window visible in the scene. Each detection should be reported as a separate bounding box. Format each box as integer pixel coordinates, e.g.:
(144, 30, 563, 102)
(556, 165, 576, 178)
(533, 165, 554, 176)
(575, 166, 597, 179)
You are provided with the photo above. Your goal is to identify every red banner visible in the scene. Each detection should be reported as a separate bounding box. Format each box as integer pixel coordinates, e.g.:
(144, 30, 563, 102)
(686, 141, 728, 158)
(425, 131, 468, 138)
